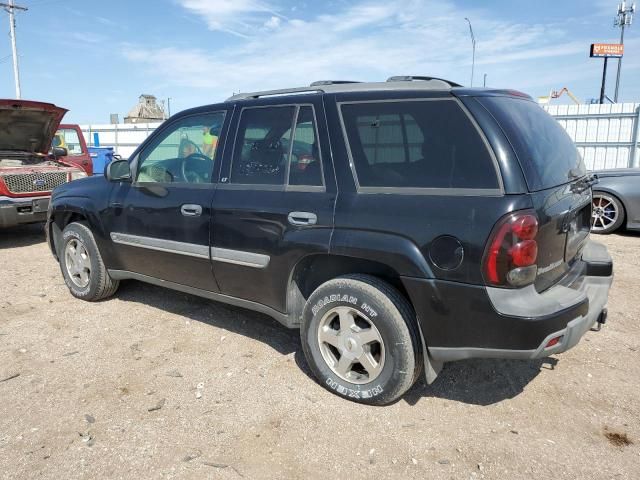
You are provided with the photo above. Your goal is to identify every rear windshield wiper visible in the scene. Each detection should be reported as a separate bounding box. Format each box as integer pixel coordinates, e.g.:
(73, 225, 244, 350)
(571, 173, 599, 193)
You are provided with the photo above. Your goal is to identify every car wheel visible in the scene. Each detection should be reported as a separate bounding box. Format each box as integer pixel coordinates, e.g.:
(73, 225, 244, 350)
(591, 192, 625, 234)
(59, 222, 120, 301)
(300, 274, 422, 405)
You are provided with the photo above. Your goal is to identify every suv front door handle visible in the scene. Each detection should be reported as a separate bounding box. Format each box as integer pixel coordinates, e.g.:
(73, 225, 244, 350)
(288, 211, 317, 226)
(181, 204, 203, 217)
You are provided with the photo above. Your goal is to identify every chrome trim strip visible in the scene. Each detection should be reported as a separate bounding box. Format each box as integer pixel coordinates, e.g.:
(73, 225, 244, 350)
(210, 247, 270, 268)
(110, 232, 210, 259)
(109, 232, 270, 268)
(0, 195, 50, 205)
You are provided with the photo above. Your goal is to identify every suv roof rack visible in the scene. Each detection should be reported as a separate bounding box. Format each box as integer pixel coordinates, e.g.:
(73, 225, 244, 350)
(387, 75, 462, 88)
(227, 86, 324, 101)
(226, 77, 460, 101)
(309, 80, 362, 86)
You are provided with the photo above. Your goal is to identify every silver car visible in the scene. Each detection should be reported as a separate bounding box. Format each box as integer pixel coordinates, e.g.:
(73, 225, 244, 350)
(592, 168, 640, 234)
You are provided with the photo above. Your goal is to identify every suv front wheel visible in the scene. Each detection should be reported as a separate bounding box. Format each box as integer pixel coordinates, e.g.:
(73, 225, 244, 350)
(59, 222, 120, 301)
(300, 274, 422, 405)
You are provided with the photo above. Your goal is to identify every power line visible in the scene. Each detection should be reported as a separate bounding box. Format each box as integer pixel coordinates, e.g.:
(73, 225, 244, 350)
(0, 1, 28, 99)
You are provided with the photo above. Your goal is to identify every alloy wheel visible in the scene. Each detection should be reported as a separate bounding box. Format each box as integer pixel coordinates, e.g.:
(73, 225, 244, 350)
(591, 195, 619, 232)
(64, 238, 91, 288)
(317, 306, 385, 384)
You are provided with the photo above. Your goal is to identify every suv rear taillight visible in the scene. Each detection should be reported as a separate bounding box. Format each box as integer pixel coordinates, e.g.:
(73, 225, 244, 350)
(484, 210, 539, 287)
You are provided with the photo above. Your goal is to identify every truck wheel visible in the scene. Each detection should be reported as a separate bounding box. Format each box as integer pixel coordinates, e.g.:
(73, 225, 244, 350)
(300, 274, 422, 405)
(59, 222, 119, 301)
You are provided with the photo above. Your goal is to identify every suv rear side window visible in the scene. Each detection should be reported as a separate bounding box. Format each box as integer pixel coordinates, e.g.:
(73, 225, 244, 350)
(231, 106, 295, 185)
(340, 100, 499, 190)
(288, 106, 323, 187)
(478, 96, 586, 191)
(231, 105, 323, 187)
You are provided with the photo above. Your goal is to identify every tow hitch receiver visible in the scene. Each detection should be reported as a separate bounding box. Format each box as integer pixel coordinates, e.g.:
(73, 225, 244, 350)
(592, 308, 608, 332)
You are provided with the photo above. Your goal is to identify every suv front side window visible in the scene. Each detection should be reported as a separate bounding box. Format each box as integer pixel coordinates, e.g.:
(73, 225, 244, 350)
(136, 112, 225, 184)
(340, 99, 499, 191)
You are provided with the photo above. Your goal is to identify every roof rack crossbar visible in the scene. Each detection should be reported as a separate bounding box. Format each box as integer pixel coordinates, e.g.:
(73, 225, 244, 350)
(227, 86, 324, 101)
(309, 80, 362, 86)
(387, 75, 462, 88)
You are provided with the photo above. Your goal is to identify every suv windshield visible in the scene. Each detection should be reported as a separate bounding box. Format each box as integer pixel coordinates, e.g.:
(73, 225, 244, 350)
(478, 96, 586, 191)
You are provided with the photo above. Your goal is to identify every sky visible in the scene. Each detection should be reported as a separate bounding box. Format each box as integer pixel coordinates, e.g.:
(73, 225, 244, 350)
(0, 0, 638, 123)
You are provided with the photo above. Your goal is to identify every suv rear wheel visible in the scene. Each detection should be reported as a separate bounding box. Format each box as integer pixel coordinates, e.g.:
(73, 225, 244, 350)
(59, 222, 120, 301)
(300, 274, 422, 405)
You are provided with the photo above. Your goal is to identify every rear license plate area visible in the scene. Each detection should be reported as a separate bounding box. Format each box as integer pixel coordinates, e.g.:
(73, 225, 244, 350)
(565, 204, 590, 261)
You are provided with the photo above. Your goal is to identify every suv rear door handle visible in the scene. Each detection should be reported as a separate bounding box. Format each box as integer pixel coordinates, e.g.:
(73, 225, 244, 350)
(288, 211, 317, 226)
(181, 204, 202, 217)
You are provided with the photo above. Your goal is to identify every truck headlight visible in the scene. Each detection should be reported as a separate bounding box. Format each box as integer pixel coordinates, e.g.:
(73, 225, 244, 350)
(68, 171, 88, 181)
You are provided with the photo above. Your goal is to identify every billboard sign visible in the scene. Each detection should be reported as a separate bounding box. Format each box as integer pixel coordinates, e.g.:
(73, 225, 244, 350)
(590, 43, 624, 58)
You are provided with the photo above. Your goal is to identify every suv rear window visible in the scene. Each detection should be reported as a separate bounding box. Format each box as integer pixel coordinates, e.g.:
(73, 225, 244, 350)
(340, 100, 499, 190)
(478, 96, 586, 191)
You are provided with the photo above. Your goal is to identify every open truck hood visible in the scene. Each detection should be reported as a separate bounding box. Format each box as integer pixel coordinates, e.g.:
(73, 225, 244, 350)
(0, 99, 68, 154)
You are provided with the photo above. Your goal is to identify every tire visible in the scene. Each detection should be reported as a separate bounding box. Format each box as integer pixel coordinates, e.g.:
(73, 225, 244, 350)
(591, 192, 625, 234)
(300, 274, 422, 405)
(58, 222, 120, 301)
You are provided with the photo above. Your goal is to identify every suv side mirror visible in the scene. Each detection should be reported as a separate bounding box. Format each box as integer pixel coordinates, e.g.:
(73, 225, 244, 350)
(50, 146, 68, 158)
(106, 159, 132, 182)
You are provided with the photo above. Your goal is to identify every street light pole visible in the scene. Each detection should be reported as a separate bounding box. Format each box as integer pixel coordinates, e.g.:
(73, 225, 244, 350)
(613, 2, 635, 103)
(1, 0, 28, 99)
(464, 17, 476, 87)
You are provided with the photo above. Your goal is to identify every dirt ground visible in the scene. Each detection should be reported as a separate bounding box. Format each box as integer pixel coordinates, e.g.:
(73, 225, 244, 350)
(0, 224, 638, 480)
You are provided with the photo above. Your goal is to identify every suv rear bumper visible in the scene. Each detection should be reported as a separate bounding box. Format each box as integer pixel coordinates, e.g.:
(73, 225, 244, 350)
(0, 195, 50, 228)
(403, 240, 613, 362)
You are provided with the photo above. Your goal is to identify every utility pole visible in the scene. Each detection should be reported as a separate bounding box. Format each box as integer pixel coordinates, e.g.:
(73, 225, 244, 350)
(464, 18, 476, 87)
(613, 2, 635, 103)
(167, 97, 171, 117)
(1, 1, 27, 99)
(483, 73, 487, 87)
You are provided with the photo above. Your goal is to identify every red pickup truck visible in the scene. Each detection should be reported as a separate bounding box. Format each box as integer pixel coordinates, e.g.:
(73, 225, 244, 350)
(0, 100, 89, 229)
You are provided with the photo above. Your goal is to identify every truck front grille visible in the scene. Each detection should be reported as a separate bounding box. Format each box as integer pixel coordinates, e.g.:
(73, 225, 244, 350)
(0, 172, 68, 194)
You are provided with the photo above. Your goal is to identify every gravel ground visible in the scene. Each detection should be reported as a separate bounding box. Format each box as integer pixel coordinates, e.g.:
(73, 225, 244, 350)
(0, 224, 638, 480)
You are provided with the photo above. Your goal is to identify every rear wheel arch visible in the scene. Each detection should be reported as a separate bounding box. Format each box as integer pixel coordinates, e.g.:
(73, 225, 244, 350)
(287, 254, 413, 324)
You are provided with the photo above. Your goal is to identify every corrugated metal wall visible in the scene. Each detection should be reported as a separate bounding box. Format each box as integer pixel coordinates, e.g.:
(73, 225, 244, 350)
(79, 122, 162, 159)
(544, 103, 640, 170)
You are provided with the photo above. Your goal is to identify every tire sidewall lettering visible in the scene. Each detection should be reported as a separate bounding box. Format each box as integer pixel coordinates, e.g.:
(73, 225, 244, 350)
(325, 376, 384, 399)
(311, 293, 378, 319)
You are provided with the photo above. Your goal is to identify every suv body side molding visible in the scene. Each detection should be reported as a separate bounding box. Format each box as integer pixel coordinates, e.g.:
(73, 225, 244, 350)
(211, 247, 270, 268)
(110, 232, 271, 268)
(110, 232, 210, 259)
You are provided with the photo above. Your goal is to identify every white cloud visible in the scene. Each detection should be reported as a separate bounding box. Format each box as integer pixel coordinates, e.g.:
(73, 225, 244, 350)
(178, 0, 280, 36)
(124, 0, 640, 104)
(263, 15, 281, 29)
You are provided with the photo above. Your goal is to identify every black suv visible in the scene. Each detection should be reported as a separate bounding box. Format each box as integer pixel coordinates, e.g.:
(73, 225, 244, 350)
(46, 77, 613, 405)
